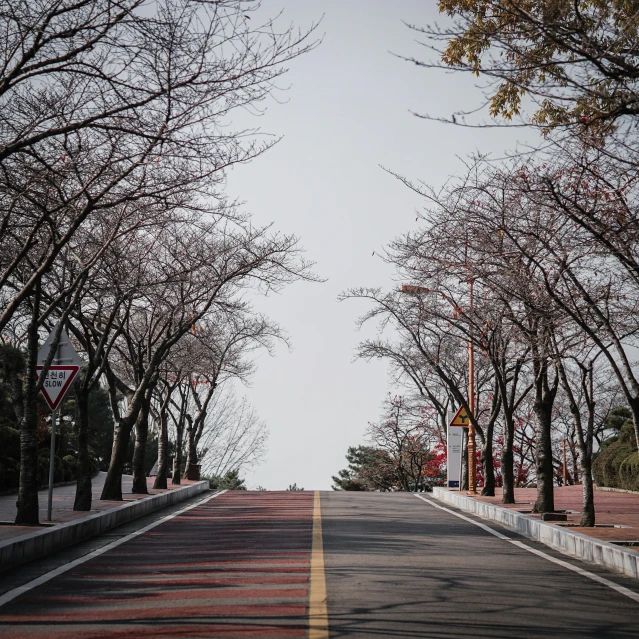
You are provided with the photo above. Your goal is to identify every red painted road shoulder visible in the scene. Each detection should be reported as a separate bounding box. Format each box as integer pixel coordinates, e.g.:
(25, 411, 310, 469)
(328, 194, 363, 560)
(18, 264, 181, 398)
(0, 491, 315, 639)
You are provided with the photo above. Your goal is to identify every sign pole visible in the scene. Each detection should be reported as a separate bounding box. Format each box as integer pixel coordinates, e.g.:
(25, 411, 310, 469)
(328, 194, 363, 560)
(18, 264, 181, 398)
(47, 332, 61, 523)
(448, 405, 472, 491)
(447, 421, 463, 490)
(47, 409, 57, 521)
(37, 322, 81, 522)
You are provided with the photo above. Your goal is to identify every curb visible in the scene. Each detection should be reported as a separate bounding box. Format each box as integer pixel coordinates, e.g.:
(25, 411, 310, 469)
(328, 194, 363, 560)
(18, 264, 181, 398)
(0, 480, 209, 573)
(432, 487, 639, 579)
(0, 468, 102, 497)
(0, 480, 77, 498)
(596, 486, 639, 496)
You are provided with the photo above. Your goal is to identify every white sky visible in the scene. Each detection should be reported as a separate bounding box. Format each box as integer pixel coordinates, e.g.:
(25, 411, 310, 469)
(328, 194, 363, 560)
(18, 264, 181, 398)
(225, 0, 528, 490)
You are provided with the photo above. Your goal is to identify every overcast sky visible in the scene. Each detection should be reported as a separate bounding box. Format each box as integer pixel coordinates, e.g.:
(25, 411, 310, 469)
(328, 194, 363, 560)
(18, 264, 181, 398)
(224, 0, 527, 490)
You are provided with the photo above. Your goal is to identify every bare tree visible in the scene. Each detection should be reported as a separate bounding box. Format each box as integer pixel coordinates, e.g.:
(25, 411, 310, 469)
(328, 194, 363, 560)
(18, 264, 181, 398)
(0, 0, 318, 332)
(199, 389, 268, 480)
(355, 337, 453, 444)
(342, 285, 500, 494)
(366, 395, 442, 492)
(2, 0, 318, 524)
(152, 363, 184, 490)
(183, 313, 282, 475)
(399, 155, 637, 518)
(148, 307, 280, 488)
(98, 215, 312, 500)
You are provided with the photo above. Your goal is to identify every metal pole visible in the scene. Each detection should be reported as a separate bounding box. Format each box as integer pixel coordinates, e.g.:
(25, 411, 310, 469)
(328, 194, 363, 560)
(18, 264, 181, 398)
(562, 438, 567, 487)
(467, 279, 478, 495)
(47, 409, 57, 521)
(46, 335, 64, 522)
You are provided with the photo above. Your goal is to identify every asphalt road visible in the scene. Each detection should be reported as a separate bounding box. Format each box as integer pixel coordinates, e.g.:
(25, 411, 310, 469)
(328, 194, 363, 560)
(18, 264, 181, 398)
(0, 490, 638, 638)
(321, 492, 639, 638)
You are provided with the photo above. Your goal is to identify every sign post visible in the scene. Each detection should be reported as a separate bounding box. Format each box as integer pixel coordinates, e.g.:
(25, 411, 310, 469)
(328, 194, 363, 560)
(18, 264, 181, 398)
(48, 409, 57, 520)
(447, 424, 463, 489)
(448, 407, 471, 490)
(36, 324, 81, 521)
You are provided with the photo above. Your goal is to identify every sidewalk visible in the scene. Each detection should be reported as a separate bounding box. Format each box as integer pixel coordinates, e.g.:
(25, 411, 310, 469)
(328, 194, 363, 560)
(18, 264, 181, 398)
(469, 485, 639, 543)
(0, 472, 200, 543)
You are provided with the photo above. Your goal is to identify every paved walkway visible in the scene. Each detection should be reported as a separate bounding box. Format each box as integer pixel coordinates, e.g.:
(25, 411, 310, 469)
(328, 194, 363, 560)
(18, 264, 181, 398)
(471, 486, 639, 542)
(0, 473, 198, 542)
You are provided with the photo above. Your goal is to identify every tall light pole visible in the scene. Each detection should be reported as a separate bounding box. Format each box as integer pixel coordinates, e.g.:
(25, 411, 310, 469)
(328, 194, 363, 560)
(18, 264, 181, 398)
(400, 281, 478, 493)
(467, 279, 477, 495)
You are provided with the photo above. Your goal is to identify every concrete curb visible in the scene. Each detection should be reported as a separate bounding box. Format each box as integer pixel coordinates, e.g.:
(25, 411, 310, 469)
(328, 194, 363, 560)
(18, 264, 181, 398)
(0, 481, 209, 573)
(596, 486, 639, 496)
(0, 469, 102, 497)
(432, 486, 639, 579)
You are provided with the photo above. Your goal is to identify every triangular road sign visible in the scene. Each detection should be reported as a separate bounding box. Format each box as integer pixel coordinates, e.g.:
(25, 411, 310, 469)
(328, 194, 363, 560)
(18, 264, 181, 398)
(37, 323, 82, 367)
(36, 365, 80, 411)
(450, 406, 471, 428)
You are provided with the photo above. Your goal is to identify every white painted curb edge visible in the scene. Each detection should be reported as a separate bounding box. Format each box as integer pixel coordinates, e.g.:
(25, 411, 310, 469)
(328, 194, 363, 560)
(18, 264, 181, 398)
(0, 480, 209, 572)
(432, 486, 639, 579)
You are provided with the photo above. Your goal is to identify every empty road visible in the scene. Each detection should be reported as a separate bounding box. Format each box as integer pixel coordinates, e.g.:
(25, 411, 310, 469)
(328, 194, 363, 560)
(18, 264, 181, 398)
(0, 491, 638, 638)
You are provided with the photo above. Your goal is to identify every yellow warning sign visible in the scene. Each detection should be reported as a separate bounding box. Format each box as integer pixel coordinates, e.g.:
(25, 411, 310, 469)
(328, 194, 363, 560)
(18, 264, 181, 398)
(450, 406, 471, 427)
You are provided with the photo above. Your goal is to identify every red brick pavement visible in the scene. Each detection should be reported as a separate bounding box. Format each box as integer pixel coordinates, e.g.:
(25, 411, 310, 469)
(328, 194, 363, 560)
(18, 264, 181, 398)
(0, 491, 314, 639)
(467, 485, 639, 542)
(0, 472, 198, 542)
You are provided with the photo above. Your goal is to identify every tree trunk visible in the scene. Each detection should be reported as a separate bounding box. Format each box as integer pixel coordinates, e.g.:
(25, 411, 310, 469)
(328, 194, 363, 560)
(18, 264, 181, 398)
(73, 388, 92, 511)
(100, 418, 133, 501)
(580, 457, 595, 527)
(172, 456, 181, 485)
(172, 421, 183, 485)
(628, 396, 639, 453)
(532, 395, 555, 514)
(571, 442, 580, 484)
(132, 399, 151, 494)
(501, 416, 515, 504)
(153, 409, 169, 490)
(15, 290, 41, 525)
(182, 426, 197, 479)
(480, 424, 495, 497)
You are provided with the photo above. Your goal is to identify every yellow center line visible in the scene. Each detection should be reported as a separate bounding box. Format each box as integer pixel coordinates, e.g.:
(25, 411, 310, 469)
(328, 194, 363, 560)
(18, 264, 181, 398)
(309, 490, 329, 638)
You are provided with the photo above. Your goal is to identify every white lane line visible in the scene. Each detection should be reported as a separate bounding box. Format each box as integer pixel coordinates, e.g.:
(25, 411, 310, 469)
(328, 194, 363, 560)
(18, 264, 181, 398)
(414, 493, 639, 604)
(0, 489, 227, 608)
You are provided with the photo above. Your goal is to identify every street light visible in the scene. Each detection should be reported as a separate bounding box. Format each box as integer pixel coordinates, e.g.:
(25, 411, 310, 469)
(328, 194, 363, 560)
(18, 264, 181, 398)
(400, 282, 478, 494)
(467, 279, 477, 495)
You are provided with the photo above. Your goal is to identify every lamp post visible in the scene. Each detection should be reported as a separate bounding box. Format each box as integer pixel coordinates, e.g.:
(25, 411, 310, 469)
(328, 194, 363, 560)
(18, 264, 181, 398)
(400, 282, 478, 494)
(467, 279, 478, 495)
